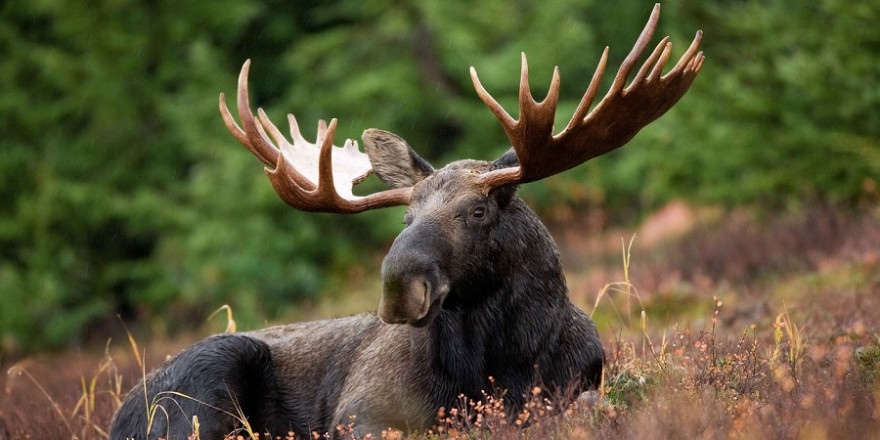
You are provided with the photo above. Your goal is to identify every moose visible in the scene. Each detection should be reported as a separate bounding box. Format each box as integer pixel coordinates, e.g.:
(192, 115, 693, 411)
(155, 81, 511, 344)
(110, 5, 703, 439)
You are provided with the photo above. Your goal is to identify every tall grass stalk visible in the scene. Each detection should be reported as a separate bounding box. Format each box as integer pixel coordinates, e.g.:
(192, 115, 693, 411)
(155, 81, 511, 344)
(772, 302, 807, 383)
(590, 235, 665, 364)
(207, 304, 237, 333)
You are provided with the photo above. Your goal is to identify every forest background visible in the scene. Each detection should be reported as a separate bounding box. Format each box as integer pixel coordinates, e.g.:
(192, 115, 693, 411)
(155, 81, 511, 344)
(1, 0, 878, 359)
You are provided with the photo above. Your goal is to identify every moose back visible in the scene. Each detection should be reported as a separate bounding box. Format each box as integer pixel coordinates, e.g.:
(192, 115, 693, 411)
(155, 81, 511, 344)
(109, 4, 703, 439)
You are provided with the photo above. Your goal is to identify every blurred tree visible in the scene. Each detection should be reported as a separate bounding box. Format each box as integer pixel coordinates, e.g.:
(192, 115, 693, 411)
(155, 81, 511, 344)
(560, 0, 880, 217)
(0, 0, 266, 351)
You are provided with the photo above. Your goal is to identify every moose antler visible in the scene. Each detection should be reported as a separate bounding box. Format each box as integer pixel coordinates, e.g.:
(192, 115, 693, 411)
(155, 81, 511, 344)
(219, 60, 412, 213)
(471, 3, 704, 189)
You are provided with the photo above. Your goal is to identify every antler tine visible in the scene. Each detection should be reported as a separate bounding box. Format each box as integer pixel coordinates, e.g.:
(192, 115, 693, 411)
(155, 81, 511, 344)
(287, 114, 308, 146)
(219, 93, 251, 154)
(473, 3, 704, 191)
(647, 40, 673, 82)
(257, 108, 287, 149)
(316, 118, 341, 196)
(608, 3, 661, 95)
(669, 30, 704, 78)
(629, 37, 671, 89)
(316, 119, 329, 146)
(514, 54, 561, 167)
(221, 60, 413, 214)
(517, 54, 562, 116)
(235, 60, 284, 167)
(568, 47, 608, 130)
(470, 67, 515, 129)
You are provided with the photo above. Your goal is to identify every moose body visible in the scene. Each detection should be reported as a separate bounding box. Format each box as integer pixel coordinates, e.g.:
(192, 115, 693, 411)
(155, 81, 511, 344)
(110, 158, 604, 439)
(110, 5, 703, 439)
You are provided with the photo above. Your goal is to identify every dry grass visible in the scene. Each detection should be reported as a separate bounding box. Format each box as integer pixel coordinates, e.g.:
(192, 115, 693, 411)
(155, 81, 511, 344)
(2, 204, 879, 439)
(2, 347, 126, 439)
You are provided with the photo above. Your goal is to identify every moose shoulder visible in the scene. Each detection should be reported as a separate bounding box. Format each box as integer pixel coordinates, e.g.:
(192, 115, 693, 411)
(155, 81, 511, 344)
(109, 4, 703, 439)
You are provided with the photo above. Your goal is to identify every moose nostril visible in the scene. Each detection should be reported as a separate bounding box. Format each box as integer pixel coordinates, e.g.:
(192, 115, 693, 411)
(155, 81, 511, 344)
(407, 277, 430, 309)
(378, 274, 437, 325)
(378, 274, 429, 324)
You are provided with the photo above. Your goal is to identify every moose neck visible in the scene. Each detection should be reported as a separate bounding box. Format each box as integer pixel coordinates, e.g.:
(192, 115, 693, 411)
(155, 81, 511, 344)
(419, 197, 570, 402)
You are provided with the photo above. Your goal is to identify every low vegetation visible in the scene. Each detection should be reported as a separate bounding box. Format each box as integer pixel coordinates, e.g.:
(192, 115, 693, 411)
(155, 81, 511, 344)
(2, 204, 878, 439)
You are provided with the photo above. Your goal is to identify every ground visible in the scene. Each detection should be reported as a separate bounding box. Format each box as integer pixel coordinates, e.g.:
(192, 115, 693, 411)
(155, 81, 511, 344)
(2, 202, 879, 439)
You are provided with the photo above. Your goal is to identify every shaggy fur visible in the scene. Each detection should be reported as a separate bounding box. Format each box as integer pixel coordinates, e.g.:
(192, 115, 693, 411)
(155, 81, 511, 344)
(110, 134, 603, 440)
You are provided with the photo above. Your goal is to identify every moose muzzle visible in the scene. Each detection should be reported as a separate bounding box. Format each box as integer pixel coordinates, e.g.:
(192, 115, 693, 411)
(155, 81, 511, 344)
(378, 225, 450, 326)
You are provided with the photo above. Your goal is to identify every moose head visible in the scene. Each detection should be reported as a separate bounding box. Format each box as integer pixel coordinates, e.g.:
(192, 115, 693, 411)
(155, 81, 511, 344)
(219, 3, 703, 328)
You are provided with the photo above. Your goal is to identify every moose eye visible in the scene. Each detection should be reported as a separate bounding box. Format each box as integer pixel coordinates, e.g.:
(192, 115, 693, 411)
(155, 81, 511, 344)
(471, 206, 486, 219)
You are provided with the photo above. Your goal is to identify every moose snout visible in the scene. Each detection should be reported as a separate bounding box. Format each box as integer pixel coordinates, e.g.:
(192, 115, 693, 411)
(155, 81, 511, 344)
(378, 275, 433, 325)
(379, 223, 451, 326)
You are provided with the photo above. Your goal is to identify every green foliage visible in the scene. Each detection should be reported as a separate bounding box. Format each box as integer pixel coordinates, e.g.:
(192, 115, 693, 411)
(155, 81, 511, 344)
(1, 0, 877, 353)
(687, 0, 879, 205)
(523, 0, 880, 217)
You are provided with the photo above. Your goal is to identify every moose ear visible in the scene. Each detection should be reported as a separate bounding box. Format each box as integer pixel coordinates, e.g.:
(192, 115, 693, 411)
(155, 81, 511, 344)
(492, 148, 520, 169)
(362, 129, 434, 189)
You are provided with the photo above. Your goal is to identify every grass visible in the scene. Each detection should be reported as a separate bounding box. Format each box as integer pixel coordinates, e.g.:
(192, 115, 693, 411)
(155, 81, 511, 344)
(1, 204, 879, 439)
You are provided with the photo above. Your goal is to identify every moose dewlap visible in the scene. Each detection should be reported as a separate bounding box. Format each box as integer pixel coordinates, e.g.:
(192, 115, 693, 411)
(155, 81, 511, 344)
(109, 4, 703, 439)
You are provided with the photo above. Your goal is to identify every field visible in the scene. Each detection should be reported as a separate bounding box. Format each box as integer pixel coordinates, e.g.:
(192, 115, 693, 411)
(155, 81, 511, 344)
(2, 203, 879, 439)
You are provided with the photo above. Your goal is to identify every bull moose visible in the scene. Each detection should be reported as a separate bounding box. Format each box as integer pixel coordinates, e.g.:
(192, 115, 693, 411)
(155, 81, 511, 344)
(110, 4, 703, 439)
